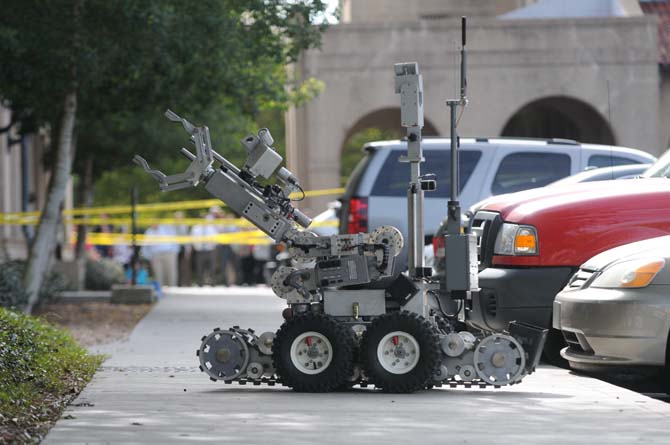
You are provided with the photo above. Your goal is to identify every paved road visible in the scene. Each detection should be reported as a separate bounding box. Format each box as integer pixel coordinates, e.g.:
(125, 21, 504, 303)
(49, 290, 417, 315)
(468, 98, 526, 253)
(45, 287, 670, 444)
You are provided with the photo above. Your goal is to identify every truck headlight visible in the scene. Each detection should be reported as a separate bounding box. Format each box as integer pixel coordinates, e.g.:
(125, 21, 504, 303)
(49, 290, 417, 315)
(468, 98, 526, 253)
(591, 258, 665, 289)
(493, 223, 538, 255)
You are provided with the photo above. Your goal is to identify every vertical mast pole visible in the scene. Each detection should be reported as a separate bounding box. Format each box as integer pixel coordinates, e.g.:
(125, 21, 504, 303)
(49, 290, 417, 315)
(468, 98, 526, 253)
(394, 63, 425, 277)
(446, 16, 468, 237)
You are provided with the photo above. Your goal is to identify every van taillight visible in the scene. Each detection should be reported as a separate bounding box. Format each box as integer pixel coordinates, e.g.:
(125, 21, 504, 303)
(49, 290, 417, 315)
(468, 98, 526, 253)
(432, 235, 445, 258)
(348, 197, 368, 234)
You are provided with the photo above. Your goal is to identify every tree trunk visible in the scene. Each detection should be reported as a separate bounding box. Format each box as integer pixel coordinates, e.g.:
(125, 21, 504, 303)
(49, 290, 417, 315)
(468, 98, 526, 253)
(23, 91, 77, 313)
(74, 155, 93, 289)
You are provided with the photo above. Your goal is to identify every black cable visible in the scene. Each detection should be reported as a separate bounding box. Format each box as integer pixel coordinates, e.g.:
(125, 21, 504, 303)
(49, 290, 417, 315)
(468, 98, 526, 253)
(377, 244, 390, 272)
(283, 269, 312, 300)
(291, 184, 306, 202)
(427, 290, 462, 319)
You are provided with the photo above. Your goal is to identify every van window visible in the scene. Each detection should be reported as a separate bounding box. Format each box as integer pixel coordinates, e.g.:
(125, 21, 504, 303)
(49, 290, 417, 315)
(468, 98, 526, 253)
(492, 152, 570, 195)
(370, 149, 482, 198)
(588, 154, 642, 168)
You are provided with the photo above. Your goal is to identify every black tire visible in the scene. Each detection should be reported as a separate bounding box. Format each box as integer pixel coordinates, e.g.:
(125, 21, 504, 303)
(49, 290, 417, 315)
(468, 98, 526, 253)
(272, 312, 355, 392)
(362, 311, 441, 393)
(542, 327, 569, 368)
(336, 340, 362, 391)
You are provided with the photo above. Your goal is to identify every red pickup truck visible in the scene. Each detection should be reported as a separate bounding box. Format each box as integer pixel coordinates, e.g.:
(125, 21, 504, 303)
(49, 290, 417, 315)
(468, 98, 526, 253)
(467, 151, 670, 362)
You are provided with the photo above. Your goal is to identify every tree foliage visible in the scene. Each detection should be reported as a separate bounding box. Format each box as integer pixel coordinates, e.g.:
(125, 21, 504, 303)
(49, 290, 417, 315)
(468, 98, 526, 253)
(0, 0, 328, 309)
(0, 0, 328, 179)
(1, 0, 327, 129)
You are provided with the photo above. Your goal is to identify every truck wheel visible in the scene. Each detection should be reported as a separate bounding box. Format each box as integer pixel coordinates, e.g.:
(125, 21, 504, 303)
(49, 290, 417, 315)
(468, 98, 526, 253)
(272, 312, 355, 392)
(362, 311, 440, 393)
(542, 328, 569, 368)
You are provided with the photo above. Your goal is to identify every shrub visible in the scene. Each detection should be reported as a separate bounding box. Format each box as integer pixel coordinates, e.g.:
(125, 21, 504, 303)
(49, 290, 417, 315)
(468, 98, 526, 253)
(0, 308, 103, 442)
(85, 258, 125, 291)
(0, 261, 28, 308)
(0, 261, 68, 309)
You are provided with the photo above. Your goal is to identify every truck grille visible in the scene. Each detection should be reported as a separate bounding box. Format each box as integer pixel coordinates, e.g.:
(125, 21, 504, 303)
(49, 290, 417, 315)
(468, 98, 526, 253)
(567, 268, 597, 290)
(485, 292, 497, 317)
(470, 219, 487, 257)
(470, 211, 502, 270)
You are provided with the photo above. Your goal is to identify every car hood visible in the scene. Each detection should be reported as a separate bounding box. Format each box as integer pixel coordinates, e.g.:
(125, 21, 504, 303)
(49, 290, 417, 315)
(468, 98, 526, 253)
(582, 235, 670, 271)
(478, 178, 670, 220)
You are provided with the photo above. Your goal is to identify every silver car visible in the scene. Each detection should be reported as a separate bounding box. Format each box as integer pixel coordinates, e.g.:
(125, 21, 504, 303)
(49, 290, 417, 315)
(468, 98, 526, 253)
(553, 236, 670, 374)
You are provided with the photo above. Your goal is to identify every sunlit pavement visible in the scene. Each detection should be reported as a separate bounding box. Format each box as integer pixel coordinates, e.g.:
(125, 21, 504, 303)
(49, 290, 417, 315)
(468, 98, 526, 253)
(44, 287, 670, 444)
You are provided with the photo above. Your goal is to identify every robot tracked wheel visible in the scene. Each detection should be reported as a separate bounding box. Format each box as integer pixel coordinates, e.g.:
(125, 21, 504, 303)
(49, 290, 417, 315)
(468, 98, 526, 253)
(272, 313, 356, 392)
(362, 312, 441, 393)
(473, 334, 525, 385)
(198, 329, 249, 381)
(257, 332, 275, 356)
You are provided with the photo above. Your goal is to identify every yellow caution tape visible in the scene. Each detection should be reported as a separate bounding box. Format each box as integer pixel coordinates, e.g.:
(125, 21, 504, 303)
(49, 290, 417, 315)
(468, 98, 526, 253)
(78, 230, 274, 246)
(0, 187, 344, 224)
(67, 217, 259, 227)
(0, 216, 339, 229)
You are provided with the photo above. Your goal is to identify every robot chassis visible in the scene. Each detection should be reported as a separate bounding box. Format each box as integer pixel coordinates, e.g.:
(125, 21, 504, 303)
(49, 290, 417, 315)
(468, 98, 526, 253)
(134, 23, 546, 394)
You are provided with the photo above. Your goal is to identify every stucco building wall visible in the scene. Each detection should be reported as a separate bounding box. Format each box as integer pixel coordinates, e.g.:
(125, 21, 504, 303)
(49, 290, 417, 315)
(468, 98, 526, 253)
(287, 15, 661, 212)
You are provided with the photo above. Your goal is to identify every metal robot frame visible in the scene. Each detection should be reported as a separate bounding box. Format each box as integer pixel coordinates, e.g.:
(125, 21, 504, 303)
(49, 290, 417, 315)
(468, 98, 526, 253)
(134, 18, 547, 393)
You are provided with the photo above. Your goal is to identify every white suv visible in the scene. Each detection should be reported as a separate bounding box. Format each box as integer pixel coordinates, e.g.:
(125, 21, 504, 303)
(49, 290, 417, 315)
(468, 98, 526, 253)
(339, 137, 656, 270)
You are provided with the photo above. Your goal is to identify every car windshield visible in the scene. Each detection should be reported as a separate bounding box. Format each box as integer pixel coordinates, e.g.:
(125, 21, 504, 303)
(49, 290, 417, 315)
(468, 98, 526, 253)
(641, 149, 670, 178)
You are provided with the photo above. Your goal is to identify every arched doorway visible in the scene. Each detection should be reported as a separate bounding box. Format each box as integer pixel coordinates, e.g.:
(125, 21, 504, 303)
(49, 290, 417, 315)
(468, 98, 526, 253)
(340, 108, 439, 186)
(501, 96, 615, 145)
(343, 108, 440, 144)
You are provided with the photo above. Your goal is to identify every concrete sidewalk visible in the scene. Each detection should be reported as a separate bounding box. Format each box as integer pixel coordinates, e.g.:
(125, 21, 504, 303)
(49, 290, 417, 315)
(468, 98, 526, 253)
(45, 287, 670, 444)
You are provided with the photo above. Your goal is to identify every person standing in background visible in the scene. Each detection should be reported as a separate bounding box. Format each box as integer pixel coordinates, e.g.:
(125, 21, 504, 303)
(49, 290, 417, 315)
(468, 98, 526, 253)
(142, 223, 179, 287)
(238, 243, 255, 285)
(191, 210, 218, 286)
(112, 225, 133, 273)
(174, 211, 192, 286)
(92, 213, 114, 258)
(251, 239, 272, 285)
(216, 207, 240, 286)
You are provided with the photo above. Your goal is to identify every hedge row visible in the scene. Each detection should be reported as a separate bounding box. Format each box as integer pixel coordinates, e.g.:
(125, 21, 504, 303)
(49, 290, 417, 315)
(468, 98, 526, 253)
(0, 308, 103, 443)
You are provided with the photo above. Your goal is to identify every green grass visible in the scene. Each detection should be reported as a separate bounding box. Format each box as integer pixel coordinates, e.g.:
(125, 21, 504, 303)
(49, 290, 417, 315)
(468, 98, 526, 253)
(0, 308, 103, 443)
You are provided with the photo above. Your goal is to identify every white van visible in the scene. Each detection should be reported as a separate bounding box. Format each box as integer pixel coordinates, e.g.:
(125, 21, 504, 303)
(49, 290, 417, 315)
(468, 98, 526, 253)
(339, 137, 656, 269)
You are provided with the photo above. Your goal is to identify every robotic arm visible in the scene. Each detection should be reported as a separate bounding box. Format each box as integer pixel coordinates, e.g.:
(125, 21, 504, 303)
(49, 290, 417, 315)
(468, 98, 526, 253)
(134, 109, 311, 238)
(132, 110, 214, 191)
(135, 110, 404, 304)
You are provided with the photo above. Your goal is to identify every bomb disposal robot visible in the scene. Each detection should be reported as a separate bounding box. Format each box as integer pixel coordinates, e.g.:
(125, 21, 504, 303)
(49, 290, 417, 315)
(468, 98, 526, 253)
(134, 20, 546, 393)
